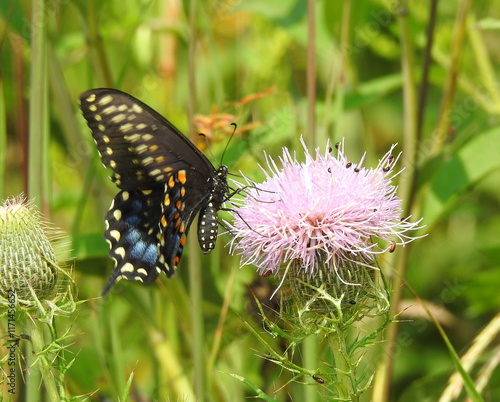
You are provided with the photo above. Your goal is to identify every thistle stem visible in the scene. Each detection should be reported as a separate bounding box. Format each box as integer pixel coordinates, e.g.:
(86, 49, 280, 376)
(25, 316, 60, 401)
(329, 330, 358, 401)
(303, 335, 318, 402)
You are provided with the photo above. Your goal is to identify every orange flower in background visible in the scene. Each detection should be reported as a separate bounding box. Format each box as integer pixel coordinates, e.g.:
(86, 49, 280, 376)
(235, 86, 276, 105)
(193, 87, 276, 147)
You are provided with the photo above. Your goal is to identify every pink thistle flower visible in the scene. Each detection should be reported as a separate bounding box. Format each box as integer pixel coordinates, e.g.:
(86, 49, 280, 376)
(227, 139, 423, 287)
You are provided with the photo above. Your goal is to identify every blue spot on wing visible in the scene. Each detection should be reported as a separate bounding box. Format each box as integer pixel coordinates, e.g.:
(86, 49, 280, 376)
(125, 228, 142, 244)
(130, 199, 144, 211)
(129, 240, 147, 260)
(125, 215, 142, 226)
(129, 240, 159, 265)
(143, 243, 159, 265)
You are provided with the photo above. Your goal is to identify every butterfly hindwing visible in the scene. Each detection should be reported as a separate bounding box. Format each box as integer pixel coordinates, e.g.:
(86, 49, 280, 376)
(159, 167, 216, 271)
(102, 189, 168, 293)
(80, 88, 230, 294)
(159, 174, 192, 273)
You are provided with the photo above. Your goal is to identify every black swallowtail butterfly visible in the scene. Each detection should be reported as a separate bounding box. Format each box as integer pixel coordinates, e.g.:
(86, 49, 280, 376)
(79, 88, 230, 295)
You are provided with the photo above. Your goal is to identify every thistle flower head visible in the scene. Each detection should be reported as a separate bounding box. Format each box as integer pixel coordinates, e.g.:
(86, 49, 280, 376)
(229, 139, 422, 277)
(227, 139, 423, 326)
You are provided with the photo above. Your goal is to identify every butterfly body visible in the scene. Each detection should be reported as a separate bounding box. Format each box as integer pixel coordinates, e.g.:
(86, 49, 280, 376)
(79, 88, 229, 294)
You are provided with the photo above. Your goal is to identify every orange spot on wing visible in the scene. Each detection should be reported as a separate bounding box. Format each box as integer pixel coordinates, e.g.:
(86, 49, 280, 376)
(177, 170, 187, 184)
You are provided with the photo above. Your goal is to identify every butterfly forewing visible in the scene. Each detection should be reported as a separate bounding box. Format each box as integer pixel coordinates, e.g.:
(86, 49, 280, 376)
(79, 88, 229, 294)
(80, 89, 215, 189)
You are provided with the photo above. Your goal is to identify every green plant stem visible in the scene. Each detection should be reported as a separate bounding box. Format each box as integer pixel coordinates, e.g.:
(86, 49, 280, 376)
(396, 4, 418, 217)
(0, 77, 5, 197)
(329, 331, 358, 401)
(149, 325, 196, 399)
(430, 0, 471, 156)
(26, 316, 60, 401)
(187, 0, 205, 400)
(329, 0, 351, 145)
(306, 0, 316, 149)
(403, 280, 484, 402)
(431, 47, 496, 114)
(85, 0, 113, 86)
(374, 2, 419, 401)
(467, 14, 500, 110)
(378, 8, 471, 399)
(10, 33, 29, 195)
(303, 335, 318, 402)
(0, 0, 8, 195)
(390, 0, 418, 339)
(28, 0, 49, 209)
(416, 0, 438, 140)
(187, 239, 205, 400)
(108, 301, 126, 395)
(207, 258, 236, 390)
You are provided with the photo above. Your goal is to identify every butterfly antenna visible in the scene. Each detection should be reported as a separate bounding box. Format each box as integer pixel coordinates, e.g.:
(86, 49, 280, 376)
(220, 123, 237, 166)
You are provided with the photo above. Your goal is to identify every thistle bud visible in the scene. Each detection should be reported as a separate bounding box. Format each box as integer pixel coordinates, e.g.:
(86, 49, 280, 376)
(283, 255, 388, 329)
(0, 196, 60, 305)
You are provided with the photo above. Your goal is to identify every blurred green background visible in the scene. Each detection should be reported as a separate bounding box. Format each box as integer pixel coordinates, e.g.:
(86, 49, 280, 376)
(1, 0, 500, 400)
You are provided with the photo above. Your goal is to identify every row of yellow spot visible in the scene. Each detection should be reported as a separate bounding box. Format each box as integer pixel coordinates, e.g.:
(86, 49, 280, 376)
(85, 92, 143, 113)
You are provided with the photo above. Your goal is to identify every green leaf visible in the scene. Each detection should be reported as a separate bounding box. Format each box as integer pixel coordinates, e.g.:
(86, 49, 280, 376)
(464, 268, 500, 315)
(72, 233, 109, 259)
(422, 127, 500, 226)
(476, 18, 500, 30)
(345, 74, 402, 110)
(0, 0, 28, 38)
(121, 369, 134, 402)
(224, 372, 278, 402)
